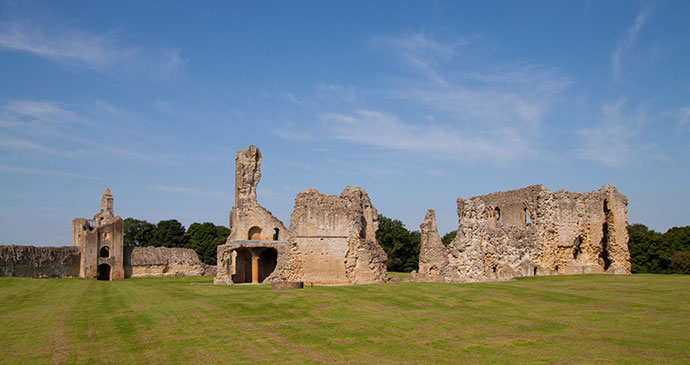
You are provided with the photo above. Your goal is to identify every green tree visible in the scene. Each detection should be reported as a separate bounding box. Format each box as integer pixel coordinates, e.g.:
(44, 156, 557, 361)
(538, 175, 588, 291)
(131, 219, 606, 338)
(185, 222, 230, 265)
(628, 224, 690, 274)
(376, 214, 419, 272)
(153, 219, 187, 248)
(441, 231, 457, 246)
(123, 218, 155, 246)
(671, 252, 690, 274)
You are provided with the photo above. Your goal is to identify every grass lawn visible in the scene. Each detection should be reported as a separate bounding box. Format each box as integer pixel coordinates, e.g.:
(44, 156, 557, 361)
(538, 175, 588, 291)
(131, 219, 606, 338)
(0, 274, 688, 364)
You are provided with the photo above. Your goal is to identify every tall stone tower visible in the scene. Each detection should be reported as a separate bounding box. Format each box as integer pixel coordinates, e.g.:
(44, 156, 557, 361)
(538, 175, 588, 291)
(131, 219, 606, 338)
(72, 188, 124, 280)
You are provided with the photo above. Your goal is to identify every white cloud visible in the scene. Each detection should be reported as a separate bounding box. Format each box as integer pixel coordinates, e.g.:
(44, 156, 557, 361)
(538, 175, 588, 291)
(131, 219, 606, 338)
(377, 31, 469, 85)
(0, 164, 99, 180)
(0, 134, 75, 156)
(576, 99, 646, 166)
(381, 32, 571, 130)
(0, 20, 183, 75)
(612, 7, 651, 80)
(323, 109, 533, 163)
(5, 100, 83, 124)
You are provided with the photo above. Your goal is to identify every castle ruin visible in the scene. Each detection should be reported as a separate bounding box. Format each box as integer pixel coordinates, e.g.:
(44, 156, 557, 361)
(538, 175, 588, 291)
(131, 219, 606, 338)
(411, 184, 631, 283)
(214, 145, 388, 285)
(1, 189, 214, 279)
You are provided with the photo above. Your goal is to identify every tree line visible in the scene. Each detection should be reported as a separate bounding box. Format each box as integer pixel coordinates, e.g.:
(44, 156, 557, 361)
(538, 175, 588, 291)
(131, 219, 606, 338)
(123, 218, 229, 266)
(628, 224, 690, 274)
(123, 215, 690, 274)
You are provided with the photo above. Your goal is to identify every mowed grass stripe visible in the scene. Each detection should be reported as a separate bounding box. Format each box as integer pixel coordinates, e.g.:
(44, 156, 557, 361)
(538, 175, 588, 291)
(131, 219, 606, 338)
(0, 274, 688, 364)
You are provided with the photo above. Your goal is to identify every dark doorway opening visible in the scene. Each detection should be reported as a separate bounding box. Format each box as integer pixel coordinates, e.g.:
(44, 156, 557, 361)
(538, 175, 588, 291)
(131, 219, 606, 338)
(232, 248, 253, 283)
(97, 264, 111, 281)
(100, 246, 110, 258)
(259, 248, 278, 282)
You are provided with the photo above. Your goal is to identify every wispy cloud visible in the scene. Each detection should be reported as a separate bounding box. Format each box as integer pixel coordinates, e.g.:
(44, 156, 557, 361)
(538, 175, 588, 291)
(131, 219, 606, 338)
(576, 99, 647, 166)
(678, 107, 690, 127)
(612, 6, 651, 80)
(270, 126, 314, 141)
(315, 32, 571, 164)
(0, 20, 183, 75)
(0, 164, 99, 180)
(377, 30, 469, 85)
(0, 99, 183, 165)
(0, 134, 75, 156)
(323, 110, 533, 163)
(152, 185, 231, 200)
(5, 100, 85, 124)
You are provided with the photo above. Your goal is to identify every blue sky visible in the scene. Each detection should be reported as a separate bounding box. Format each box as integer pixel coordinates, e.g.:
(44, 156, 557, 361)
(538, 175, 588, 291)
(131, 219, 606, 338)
(1, 0, 689, 245)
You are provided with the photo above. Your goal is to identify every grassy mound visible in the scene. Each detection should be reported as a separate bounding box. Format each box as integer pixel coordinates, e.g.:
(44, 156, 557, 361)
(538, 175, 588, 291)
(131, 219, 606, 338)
(1, 274, 688, 363)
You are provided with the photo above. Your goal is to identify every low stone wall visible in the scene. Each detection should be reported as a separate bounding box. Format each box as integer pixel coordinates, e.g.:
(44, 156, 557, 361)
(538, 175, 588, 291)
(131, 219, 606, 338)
(0, 245, 81, 278)
(124, 246, 215, 278)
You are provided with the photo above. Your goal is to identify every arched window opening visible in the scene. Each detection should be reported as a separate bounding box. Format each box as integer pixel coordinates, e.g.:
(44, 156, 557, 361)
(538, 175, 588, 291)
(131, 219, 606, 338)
(97, 264, 111, 281)
(525, 207, 532, 224)
(248, 226, 262, 240)
(100, 246, 110, 258)
(495, 207, 503, 227)
(273, 228, 280, 240)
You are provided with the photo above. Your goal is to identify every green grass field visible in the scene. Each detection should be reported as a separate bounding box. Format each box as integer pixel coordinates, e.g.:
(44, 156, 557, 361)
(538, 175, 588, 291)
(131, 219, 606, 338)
(1, 274, 688, 364)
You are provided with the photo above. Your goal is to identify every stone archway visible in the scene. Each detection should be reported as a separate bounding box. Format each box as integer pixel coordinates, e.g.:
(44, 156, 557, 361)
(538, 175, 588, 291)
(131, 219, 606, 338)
(248, 226, 262, 240)
(100, 246, 110, 258)
(97, 263, 111, 281)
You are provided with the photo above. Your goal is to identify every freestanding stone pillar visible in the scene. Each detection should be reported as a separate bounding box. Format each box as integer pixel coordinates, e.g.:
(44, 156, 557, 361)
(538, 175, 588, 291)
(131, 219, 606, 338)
(251, 255, 260, 284)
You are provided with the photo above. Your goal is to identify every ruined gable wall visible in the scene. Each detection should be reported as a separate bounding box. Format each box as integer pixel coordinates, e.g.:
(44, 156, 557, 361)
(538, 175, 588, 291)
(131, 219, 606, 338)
(227, 145, 287, 242)
(124, 246, 215, 277)
(0, 245, 81, 278)
(413, 184, 631, 283)
(289, 186, 387, 285)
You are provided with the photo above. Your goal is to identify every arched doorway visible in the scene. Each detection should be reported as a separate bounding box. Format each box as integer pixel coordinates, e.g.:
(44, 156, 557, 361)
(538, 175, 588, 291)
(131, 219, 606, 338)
(97, 264, 111, 281)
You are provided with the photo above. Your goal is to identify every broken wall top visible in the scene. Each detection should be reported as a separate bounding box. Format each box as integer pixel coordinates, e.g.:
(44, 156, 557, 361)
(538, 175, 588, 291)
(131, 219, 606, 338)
(289, 185, 379, 241)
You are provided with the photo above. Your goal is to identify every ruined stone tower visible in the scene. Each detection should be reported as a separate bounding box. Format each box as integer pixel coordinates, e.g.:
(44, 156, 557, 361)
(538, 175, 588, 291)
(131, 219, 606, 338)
(72, 188, 124, 280)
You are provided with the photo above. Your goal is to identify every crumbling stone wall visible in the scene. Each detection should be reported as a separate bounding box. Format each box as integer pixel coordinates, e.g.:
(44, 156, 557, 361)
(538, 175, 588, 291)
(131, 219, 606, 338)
(411, 184, 631, 283)
(0, 245, 81, 278)
(216, 145, 387, 286)
(124, 246, 215, 277)
(289, 186, 388, 285)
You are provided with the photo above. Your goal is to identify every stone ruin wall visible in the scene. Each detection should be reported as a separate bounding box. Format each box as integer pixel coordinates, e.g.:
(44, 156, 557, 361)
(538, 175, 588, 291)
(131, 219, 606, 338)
(215, 145, 388, 286)
(0, 245, 214, 279)
(0, 245, 81, 278)
(412, 184, 631, 283)
(124, 246, 216, 278)
(288, 186, 387, 285)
